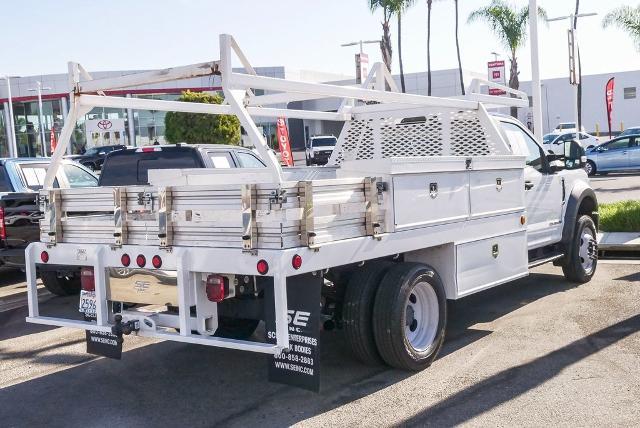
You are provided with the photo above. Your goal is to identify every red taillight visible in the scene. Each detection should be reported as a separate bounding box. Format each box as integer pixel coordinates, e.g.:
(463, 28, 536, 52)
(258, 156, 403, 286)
(292, 254, 302, 270)
(0, 207, 6, 240)
(136, 255, 146, 268)
(81, 267, 95, 291)
(257, 259, 269, 275)
(152, 255, 162, 269)
(40, 251, 49, 263)
(205, 274, 229, 303)
(121, 254, 131, 267)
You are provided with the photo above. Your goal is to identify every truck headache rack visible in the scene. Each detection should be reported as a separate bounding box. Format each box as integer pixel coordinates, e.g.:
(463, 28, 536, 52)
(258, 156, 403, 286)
(27, 34, 530, 358)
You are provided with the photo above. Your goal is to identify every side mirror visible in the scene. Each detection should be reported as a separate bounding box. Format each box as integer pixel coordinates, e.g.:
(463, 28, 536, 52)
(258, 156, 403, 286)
(563, 140, 586, 170)
(547, 154, 565, 173)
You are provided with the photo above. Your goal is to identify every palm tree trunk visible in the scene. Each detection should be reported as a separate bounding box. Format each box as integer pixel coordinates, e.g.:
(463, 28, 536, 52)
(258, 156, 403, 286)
(508, 51, 519, 118)
(398, 13, 406, 93)
(454, 0, 465, 95)
(427, 0, 432, 96)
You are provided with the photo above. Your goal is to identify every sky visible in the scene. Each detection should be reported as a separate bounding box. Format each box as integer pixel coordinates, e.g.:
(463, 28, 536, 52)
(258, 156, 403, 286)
(0, 0, 639, 81)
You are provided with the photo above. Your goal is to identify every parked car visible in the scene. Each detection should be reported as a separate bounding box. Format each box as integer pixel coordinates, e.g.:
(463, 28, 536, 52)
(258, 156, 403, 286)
(543, 133, 560, 144)
(98, 144, 265, 186)
(0, 158, 98, 294)
(66, 144, 127, 171)
(619, 126, 640, 137)
(305, 135, 337, 166)
(584, 135, 640, 176)
(554, 122, 585, 133)
(544, 132, 599, 154)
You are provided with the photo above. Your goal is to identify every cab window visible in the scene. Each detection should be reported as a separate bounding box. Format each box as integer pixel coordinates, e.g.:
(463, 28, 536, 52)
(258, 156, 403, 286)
(62, 164, 98, 188)
(236, 152, 266, 168)
(209, 152, 235, 168)
(499, 121, 545, 172)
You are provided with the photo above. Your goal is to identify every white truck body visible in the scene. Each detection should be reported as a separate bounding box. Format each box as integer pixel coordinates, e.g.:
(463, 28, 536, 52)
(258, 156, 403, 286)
(25, 35, 598, 375)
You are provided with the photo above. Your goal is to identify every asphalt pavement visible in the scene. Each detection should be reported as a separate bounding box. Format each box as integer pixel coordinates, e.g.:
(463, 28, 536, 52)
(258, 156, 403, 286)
(589, 172, 640, 203)
(1, 261, 639, 427)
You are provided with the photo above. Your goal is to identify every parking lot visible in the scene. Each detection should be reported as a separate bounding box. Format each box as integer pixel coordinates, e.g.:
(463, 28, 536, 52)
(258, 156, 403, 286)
(1, 258, 639, 427)
(589, 172, 640, 203)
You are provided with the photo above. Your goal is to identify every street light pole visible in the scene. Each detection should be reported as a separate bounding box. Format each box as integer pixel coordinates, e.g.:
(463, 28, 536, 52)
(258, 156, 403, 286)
(529, 0, 544, 142)
(547, 12, 597, 133)
(341, 39, 379, 55)
(0, 75, 18, 157)
(28, 81, 51, 157)
(490, 51, 501, 62)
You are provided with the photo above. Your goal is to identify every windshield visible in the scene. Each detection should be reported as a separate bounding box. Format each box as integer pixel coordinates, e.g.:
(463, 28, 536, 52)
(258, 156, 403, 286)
(620, 128, 640, 136)
(311, 137, 337, 147)
(543, 134, 557, 144)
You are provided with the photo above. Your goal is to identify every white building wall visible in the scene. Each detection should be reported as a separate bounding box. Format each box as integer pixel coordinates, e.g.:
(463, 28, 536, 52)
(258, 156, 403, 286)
(518, 70, 640, 135)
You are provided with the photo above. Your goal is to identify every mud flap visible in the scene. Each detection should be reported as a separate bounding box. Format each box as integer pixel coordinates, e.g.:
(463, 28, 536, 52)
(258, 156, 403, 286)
(265, 273, 322, 392)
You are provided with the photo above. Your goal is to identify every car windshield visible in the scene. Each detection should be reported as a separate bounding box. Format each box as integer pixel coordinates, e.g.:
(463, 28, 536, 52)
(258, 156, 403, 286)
(543, 134, 557, 144)
(311, 137, 337, 147)
(620, 128, 640, 136)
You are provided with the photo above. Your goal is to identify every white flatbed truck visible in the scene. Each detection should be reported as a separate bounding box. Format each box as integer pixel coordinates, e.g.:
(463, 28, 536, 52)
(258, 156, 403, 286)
(25, 35, 598, 390)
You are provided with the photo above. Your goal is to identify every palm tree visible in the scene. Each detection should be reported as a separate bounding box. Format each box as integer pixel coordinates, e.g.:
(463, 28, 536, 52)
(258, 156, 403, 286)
(468, 0, 547, 117)
(602, 5, 640, 51)
(453, 0, 464, 95)
(369, 0, 395, 75)
(394, 0, 416, 93)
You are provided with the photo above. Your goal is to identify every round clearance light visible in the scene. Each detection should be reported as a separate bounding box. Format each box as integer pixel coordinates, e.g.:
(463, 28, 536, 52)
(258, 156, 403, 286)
(292, 254, 302, 270)
(136, 254, 146, 268)
(152, 255, 162, 269)
(121, 254, 131, 267)
(40, 251, 49, 263)
(520, 215, 526, 225)
(257, 259, 269, 275)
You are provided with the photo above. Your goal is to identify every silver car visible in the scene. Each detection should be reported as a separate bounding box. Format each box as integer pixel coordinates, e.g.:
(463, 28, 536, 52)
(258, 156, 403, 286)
(585, 135, 640, 176)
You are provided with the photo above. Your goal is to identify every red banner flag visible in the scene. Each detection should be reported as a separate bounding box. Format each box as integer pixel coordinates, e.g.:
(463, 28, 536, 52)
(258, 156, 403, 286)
(50, 126, 57, 153)
(605, 77, 615, 139)
(276, 117, 294, 167)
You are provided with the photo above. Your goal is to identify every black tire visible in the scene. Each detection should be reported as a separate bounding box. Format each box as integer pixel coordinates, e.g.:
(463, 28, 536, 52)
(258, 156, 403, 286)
(372, 263, 447, 371)
(215, 317, 259, 340)
(585, 160, 596, 176)
(40, 270, 81, 296)
(342, 261, 393, 365)
(562, 215, 598, 283)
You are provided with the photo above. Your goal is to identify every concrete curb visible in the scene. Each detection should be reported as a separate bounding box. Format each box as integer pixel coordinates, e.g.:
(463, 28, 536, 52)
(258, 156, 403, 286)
(597, 232, 640, 251)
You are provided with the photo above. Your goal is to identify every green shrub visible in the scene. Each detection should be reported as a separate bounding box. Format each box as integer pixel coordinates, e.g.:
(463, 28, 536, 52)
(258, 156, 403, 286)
(164, 91, 240, 145)
(599, 200, 640, 232)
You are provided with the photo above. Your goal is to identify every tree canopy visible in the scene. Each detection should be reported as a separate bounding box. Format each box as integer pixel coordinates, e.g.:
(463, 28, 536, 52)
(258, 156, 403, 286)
(164, 91, 241, 145)
(603, 5, 640, 51)
(467, 0, 547, 54)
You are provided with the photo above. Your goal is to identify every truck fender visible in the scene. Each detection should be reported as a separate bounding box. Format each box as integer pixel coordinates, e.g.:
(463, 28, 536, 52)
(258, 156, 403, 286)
(561, 183, 598, 247)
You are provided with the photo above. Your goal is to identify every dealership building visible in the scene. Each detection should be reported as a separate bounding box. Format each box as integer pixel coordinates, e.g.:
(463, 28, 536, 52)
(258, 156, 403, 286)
(1, 64, 638, 158)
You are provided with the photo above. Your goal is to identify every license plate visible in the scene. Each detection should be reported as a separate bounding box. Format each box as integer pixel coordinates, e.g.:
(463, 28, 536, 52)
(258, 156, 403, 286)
(79, 290, 97, 316)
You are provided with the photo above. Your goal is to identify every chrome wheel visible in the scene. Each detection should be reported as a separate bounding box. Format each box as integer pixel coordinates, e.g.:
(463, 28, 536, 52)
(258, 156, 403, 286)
(578, 228, 597, 274)
(405, 281, 439, 352)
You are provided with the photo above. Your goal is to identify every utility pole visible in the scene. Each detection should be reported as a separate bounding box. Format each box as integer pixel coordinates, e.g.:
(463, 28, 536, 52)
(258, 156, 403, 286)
(0, 75, 18, 157)
(341, 40, 379, 84)
(529, 0, 543, 142)
(28, 81, 52, 157)
(547, 12, 597, 133)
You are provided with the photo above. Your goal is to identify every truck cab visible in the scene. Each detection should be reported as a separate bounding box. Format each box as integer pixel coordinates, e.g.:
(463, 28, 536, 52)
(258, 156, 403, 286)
(305, 135, 337, 166)
(493, 115, 598, 276)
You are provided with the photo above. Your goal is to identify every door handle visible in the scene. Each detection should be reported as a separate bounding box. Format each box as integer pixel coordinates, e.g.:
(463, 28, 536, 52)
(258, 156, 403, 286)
(525, 180, 534, 190)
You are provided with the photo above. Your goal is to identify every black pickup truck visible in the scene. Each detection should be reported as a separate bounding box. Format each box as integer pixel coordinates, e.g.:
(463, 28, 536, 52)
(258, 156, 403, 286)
(0, 158, 98, 295)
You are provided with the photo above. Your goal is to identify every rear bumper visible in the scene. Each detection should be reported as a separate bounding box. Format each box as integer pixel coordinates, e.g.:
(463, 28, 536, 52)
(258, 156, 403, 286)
(24, 242, 302, 355)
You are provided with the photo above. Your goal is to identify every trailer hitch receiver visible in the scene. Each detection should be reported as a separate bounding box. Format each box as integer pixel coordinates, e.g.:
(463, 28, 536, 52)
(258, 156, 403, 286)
(111, 314, 140, 340)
